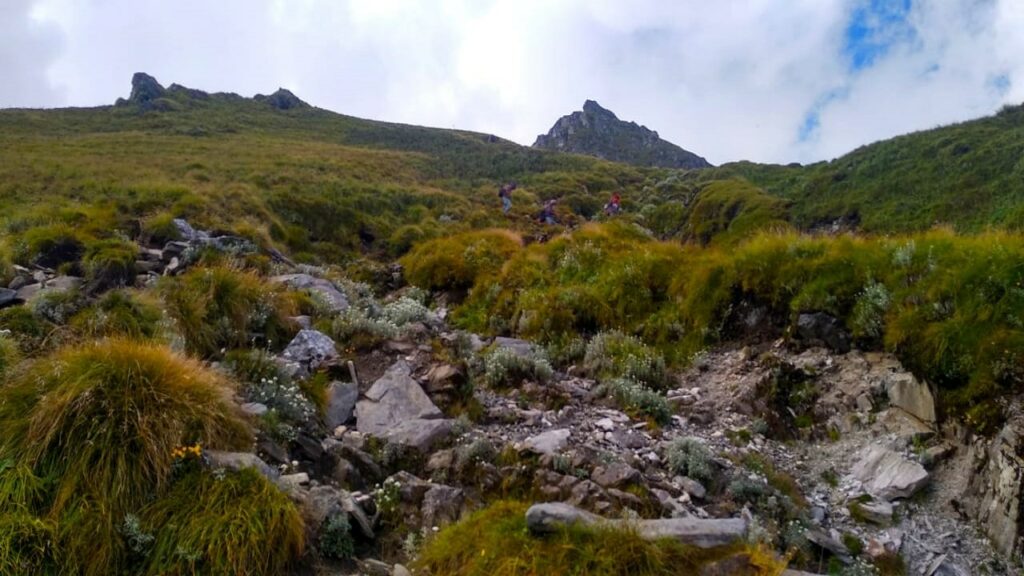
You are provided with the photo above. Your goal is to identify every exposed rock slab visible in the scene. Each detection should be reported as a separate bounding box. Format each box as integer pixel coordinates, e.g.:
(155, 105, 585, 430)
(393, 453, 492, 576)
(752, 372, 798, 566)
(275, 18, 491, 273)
(356, 361, 448, 450)
(963, 415, 1024, 558)
(886, 373, 936, 424)
(325, 381, 358, 429)
(850, 445, 929, 501)
(525, 502, 746, 548)
(272, 273, 349, 312)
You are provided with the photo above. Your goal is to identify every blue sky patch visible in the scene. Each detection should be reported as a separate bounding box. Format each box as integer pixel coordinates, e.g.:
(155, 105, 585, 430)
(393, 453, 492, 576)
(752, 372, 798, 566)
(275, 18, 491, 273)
(844, 0, 915, 72)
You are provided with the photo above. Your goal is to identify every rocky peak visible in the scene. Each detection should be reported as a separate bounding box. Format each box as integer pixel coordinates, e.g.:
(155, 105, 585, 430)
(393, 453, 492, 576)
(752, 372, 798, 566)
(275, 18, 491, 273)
(534, 100, 711, 169)
(254, 88, 309, 111)
(128, 72, 166, 104)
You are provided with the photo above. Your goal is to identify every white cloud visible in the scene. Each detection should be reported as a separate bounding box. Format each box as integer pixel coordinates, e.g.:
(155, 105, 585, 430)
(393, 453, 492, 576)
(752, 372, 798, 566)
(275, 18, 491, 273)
(4, 0, 1024, 164)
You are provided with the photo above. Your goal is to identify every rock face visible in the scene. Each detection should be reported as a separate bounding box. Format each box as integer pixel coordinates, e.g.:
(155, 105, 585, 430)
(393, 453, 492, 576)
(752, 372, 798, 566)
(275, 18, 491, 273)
(886, 373, 936, 424)
(254, 88, 309, 110)
(850, 445, 930, 501)
(355, 361, 450, 451)
(533, 100, 711, 169)
(525, 502, 747, 548)
(128, 72, 166, 104)
(796, 312, 851, 352)
(963, 415, 1024, 557)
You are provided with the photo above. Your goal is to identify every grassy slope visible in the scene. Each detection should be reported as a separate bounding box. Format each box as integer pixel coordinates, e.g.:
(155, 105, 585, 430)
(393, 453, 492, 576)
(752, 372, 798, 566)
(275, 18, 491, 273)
(711, 102, 1024, 232)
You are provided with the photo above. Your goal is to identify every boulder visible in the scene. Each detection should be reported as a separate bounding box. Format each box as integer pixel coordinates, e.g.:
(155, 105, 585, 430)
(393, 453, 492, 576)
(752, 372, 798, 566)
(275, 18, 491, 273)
(271, 273, 349, 313)
(421, 484, 464, 528)
(521, 429, 571, 456)
(356, 361, 449, 451)
(525, 502, 746, 548)
(0, 288, 22, 309)
(796, 312, 851, 352)
(281, 329, 339, 378)
(850, 445, 929, 501)
(678, 476, 707, 500)
(854, 500, 893, 524)
(886, 373, 936, 424)
(325, 381, 359, 429)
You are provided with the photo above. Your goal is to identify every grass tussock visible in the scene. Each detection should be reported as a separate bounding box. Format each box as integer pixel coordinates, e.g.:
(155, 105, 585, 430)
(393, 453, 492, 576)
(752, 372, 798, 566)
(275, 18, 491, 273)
(0, 339, 250, 575)
(69, 289, 166, 340)
(413, 500, 787, 576)
(141, 467, 305, 576)
(160, 265, 299, 357)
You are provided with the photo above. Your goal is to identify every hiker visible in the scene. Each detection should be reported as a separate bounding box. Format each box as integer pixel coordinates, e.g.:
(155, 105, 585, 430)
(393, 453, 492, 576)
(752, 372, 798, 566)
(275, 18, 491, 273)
(604, 192, 622, 216)
(498, 182, 517, 214)
(539, 198, 559, 225)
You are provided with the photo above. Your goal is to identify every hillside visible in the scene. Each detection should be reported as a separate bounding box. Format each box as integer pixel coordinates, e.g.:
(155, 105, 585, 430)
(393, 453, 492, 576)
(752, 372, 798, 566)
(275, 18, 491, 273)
(710, 102, 1024, 233)
(4, 75, 1024, 576)
(534, 100, 712, 170)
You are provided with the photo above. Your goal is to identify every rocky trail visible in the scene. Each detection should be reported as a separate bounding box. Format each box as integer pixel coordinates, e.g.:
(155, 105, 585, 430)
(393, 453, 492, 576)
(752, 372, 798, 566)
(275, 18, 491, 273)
(2, 218, 1021, 576)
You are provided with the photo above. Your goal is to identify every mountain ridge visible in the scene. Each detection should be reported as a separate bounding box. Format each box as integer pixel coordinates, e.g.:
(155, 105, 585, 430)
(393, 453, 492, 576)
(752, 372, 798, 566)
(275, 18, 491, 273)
(533, 99, 712, 170)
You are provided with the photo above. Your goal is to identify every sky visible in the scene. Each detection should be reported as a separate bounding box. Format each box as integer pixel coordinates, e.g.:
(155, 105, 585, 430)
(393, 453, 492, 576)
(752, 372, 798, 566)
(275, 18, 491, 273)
(2, 0, 1023, 165)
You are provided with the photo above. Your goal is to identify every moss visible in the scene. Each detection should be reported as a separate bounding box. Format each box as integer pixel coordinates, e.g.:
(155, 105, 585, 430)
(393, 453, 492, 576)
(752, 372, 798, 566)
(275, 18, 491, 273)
(0, 339, 251, 575)
(413, 500, 786, 576)
(141, 468, 304, 576)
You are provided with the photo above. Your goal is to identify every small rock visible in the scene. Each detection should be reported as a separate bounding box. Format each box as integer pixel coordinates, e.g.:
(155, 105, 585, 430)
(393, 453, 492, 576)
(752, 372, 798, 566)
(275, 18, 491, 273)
(850, 445, 930, 501)
(591, 462, 641, 489)
(855, 500, 893, 524)
(206, 451, 278, 479)
(678, 477, 707, 500)
(240, 402, 268, 416)
(281, 329, 339, 378)
(325, 381, 358, 429)
(278, 473, 309, 490)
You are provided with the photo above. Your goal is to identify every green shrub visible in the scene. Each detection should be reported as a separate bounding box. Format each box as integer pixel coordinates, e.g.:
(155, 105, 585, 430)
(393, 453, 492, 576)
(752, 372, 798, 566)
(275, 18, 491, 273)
(83, 238, 137, 291)
(142, 468, 304, 575)
(482, 346, 554, 388)
(224, 349, 317, 426)
(160, 266, 299, 357)
(0, 339, 251, 575)
(413, 500, 786, 576)
(665, 437, 714, 483)
(328, 306, 400, 350)
(141, 213, 182, 245)
(401, 229, 522, 291)
(583, 330, 671, 389)
(0, 307, 50, 353)
(69, 290, 165, 339)
(318, 513, 355, 560)
(599, 378, 672, 425)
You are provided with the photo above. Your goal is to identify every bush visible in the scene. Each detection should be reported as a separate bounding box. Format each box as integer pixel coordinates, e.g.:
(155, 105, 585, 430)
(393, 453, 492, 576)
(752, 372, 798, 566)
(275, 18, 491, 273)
(401, 229, 522, 292)
(0, 307, 50, 353)
(583, 330, 671, 389)
(482, 346, 554, 388)
(413, 500, 786, 576)
(83, 238, 137, 291)
(328, 306, 400, 350)
(142, 468, 305, 575)
(665, 437, 714, 483)
(161, 266, 299, 357)
(0, 339, 251, 575)
(69, 290, 165, 339)
(318, 513, 355, 560)
(382, 295, 431, 325)
(599, 378, 672, 425)
(225, 349, 317, 426)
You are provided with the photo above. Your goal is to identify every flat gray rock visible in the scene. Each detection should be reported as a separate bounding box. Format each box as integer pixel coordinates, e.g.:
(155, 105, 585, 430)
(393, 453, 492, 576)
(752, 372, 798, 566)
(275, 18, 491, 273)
(851, 445, 929, 501)
(887, 373, 936, 424)
(521, 429, 571, 456)
(382, 418, 453, 452)
(272, 273, 349, 312)
(525, 502, 746, 548)
(0, 288, 21, 309)
(356, 361, 443, 439)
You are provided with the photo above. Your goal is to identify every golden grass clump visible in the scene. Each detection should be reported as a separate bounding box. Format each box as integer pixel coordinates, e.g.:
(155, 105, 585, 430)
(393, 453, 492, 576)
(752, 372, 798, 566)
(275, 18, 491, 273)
(160, 265, 299, 357)
(0, 339, 251, 575)
(141, 467, 305, 576)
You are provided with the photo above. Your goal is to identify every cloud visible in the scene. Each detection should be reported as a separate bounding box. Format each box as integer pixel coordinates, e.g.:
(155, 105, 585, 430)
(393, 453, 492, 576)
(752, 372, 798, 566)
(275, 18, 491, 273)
(0, 0, 65, 107)
(6, 0, 1024, 165)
